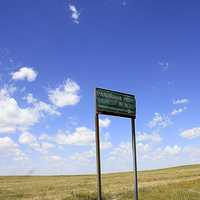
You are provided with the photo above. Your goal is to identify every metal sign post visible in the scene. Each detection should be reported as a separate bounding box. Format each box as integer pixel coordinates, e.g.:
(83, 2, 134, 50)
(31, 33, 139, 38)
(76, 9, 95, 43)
(95, 88, 138, 200)
(95, 113, 102, 200)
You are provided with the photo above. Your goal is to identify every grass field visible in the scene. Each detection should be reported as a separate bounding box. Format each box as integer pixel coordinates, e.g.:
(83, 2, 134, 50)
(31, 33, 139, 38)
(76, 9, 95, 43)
(0, 164, 200, 200)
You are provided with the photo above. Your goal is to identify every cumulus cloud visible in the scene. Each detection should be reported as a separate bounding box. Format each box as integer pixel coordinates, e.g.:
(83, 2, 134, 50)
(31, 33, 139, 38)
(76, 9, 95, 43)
(24, 93, 60, 116)
(69, 4, 80, 24)
(48, 79, 80, 107)
(148, 113, 171, 129)
(11, 67, 38, 82)
(68, 132, 112, 164)
(108, 141, 153, 163)
(0, 137, 27, 161)
(108, 142, 132, 161)
(55, 126, 112, 150)
(19, 132, 55, 154)
(99, 118, 111, 128)
(137, 142, 151, 156)
(0, 88, 38, 133)
(70, 139, 112, 164)
(153, 145, 182, 160)
(171, 107, 187, 116)
(70, 149, 95, 163)
(173, 98, 189, 105)
(180, 127, 200, 139)
(162, 145, 182, 156)
(55, 127, 94, 146)
(0, 88, 59, 134)
(103, 142, 134, 172)
(108, 141, 181, 168)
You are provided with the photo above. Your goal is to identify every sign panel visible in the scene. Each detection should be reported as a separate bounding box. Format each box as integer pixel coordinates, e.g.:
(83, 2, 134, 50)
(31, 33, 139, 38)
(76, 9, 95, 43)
(96, 88, 136, 117)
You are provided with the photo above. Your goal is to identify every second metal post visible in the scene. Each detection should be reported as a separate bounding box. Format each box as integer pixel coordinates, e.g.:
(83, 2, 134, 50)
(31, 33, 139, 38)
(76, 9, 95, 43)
(131, 117, 139, 200)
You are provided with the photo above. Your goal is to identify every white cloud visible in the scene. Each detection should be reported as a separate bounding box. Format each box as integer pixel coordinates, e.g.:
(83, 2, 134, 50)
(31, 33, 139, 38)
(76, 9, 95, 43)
(11, 67, 38, 82)
(48, 79, 80, 107)
(24, 93, 37, 104)
(55, 127, 112, 149)
(137, 132, 162, 144)
(39, 142, 55, 154)
(55, 127, 94, 146)
(183, 146, 200, 162)
(108, 142, 132, 161)
(47, 155, 62, 162)
(38, 133, 52, 141)
(68, 132, 112, 165)
(104, 142, 134, 172)
(173, 98, 189, 105)
(19, 132, 37, 145)
(19, 132, 55, 154)
(137, 142, 151, 155)
(0, 137, 27, 161)
(180, 127, 200, 139)
(0, 88, 59, 134)
(70, 149, 95, 163)
(3, 84, 17, 94)
(107, 141, 183, 171)
(0, 88, 38, 133)
(158, 62, 169, 71)
(155, 145, 182, 160)
(108, 141, 152, 163)
(101, 132, 112, 150)
(101, 141, 112, 150)
(163, 145, 182, 156)
(69, 138, 112, 165)
(171, 107, 187, 116)
(99, 118, 111, 128)
(24, 93, 60, 116)
(148, 113, 171, 129)
(69, 4, 80, 24)
(135, 144, 182, 163)
(140, 145, 182, 161)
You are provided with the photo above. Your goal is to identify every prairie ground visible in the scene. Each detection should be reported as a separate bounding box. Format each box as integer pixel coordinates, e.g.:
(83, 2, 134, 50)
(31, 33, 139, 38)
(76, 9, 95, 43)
(0, 164, 200, 200)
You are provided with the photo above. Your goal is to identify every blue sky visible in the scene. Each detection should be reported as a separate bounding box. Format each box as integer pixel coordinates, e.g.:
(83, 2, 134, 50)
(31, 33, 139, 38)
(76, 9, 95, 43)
(0, 0, 200, 175)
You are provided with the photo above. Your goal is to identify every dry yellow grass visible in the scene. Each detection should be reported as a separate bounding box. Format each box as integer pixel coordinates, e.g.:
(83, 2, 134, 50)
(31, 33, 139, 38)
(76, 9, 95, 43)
(0, 164, 200, 200)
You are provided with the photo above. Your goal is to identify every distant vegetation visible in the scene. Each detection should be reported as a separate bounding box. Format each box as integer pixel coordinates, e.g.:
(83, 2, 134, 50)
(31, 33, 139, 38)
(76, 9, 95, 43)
(0, 164, 200, 200)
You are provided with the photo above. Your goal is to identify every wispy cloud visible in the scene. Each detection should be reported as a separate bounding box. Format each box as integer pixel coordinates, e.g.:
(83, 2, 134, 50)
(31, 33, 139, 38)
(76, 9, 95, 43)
(158, 62, 169, 72)
(173, 98, 189, 105)
(148, 113, 171, 129)
(122, 1, 127, 7)
(68, 4, 80, 24)
(171, 107, 187, 116)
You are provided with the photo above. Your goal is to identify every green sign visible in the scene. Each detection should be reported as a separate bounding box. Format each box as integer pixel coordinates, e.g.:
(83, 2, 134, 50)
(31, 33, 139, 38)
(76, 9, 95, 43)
(96, 88, 136, 117)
